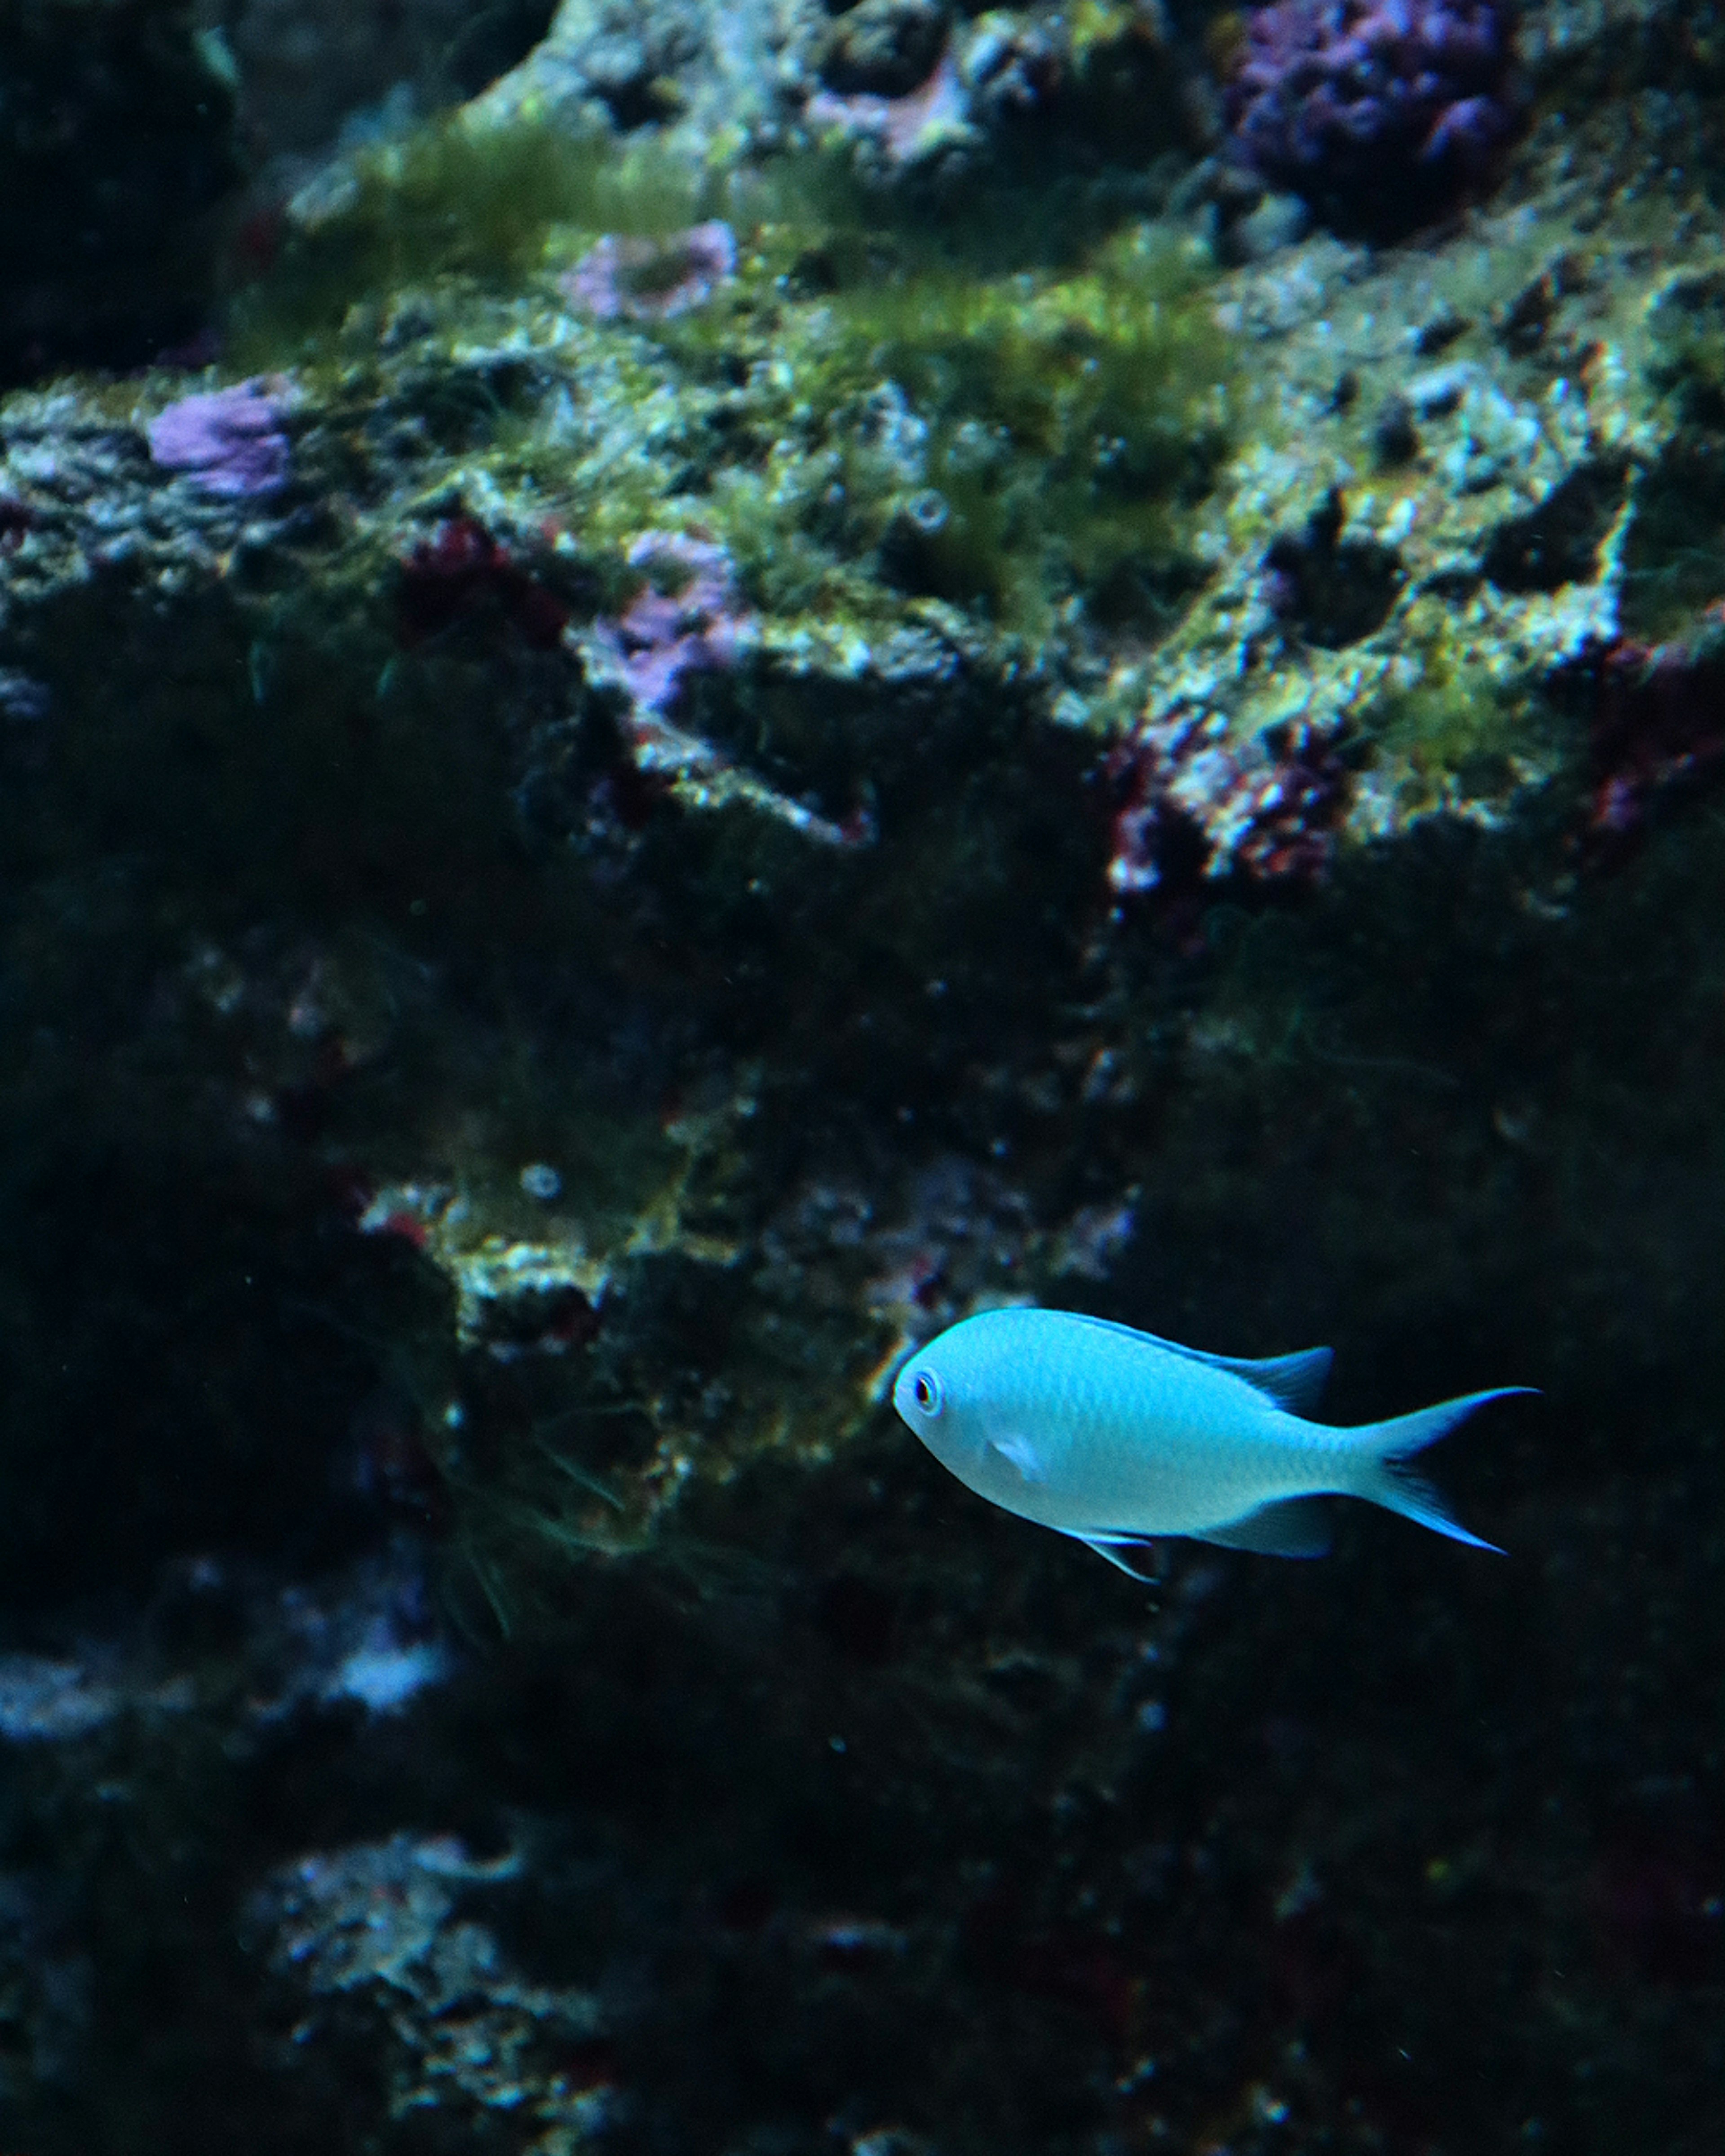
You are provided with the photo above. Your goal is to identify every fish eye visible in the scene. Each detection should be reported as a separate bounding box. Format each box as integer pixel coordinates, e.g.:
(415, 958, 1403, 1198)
(911, 1369, 943, 1416)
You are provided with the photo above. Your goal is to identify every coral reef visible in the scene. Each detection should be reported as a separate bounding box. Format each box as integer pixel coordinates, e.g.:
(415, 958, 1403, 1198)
(807, 49, 972, 168)
(463, 0, 1201, 180)
(586, 531, 752, 719)
(252, 1831, 610, 2140)
(468, 0, 828, 148)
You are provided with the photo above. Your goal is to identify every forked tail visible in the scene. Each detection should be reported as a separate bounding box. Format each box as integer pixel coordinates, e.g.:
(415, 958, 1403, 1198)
(1347, 1387, 1535, 1551)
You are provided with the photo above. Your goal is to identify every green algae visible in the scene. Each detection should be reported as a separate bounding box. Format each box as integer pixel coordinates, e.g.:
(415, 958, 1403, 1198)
(796, 228, 1235, 628)
(1645, 267, 1725, 424)
(625, 214, 1239, 636)
(1364, 660, 1531, 817)
(227, 115, 717, 355)
(1619, 430, 1725, 641)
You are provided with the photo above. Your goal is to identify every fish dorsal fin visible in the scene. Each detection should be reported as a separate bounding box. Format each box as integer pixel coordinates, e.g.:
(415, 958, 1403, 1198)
(1195, 1496, 1332, 1558)
(1063, 1314, 1334, 1415)
(1074, 1534, 1161, 1582)
(1208, 1345, 1334, 1414)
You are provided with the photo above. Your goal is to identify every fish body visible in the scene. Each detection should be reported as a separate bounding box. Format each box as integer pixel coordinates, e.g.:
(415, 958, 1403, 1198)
(891, 1307, 1528, 1572)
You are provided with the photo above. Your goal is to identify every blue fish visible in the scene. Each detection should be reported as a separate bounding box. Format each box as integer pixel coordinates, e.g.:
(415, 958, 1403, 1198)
(892, 1307, 1530, 1576)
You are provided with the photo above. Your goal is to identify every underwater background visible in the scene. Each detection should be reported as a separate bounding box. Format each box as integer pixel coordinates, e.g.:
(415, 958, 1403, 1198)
(0, 0, 1723, 2147)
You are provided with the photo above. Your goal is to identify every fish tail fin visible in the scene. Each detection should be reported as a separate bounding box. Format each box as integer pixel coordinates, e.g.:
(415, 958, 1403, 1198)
(1347, 1387, 1534, 1552)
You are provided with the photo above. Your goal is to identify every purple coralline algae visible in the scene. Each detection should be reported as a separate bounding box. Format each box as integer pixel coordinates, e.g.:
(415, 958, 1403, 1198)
(1108, 712, 1349, 898)
(1227, 0, 1518, 236)
(559, 221, 737, 323)
(146, 376, 295, 498)
(585, 537, 871, 847)
(592, 532, 753, 723)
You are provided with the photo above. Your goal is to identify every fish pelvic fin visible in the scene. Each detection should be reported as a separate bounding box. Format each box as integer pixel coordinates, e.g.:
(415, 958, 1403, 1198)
(1074, 1534, 1161, 1583)
(1349, 1386, 1536, 1552)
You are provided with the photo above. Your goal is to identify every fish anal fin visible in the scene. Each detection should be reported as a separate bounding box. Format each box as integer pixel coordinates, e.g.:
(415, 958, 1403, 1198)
(1077, 1535, 1161, 1582)
(1367, 1460, 1504, 1553)
(1196, 1496, 1333, 1558)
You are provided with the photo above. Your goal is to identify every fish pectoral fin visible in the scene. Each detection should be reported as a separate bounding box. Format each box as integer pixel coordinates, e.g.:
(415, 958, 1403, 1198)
(987, 1431, 1047, 1483)
(1075, 1535, 1161, 1582)
(1195, 1496, 1333, 1558)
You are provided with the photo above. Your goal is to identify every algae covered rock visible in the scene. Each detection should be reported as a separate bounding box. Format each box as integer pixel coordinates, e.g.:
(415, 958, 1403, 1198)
(1, 27, 1723, 1618)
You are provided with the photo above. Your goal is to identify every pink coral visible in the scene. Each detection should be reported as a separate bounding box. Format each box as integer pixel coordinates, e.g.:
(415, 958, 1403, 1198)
(584, 536, 872, 850)
(559, 221, 736, 323)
